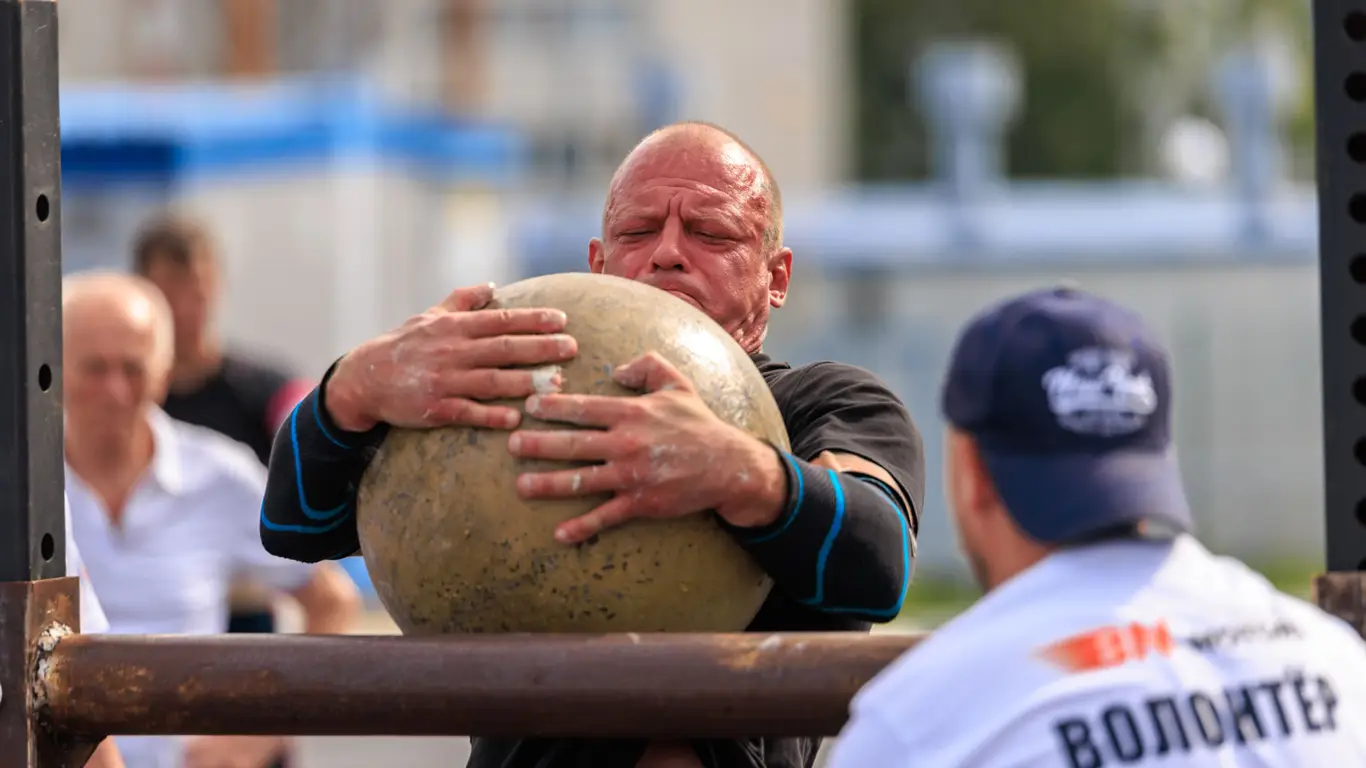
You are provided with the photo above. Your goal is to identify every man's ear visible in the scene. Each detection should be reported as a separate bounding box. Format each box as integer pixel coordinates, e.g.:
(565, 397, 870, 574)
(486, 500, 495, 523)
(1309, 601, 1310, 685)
(588, 238, 607, 274)
(946, 428, 1000, 523)
(769, 247, 792, 308)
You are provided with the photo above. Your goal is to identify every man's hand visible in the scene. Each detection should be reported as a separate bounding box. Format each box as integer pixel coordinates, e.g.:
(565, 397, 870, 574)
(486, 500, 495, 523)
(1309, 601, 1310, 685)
(182, 736, 289, 768)
(508, 351, 788, 543)
(324, 283, 578, 432)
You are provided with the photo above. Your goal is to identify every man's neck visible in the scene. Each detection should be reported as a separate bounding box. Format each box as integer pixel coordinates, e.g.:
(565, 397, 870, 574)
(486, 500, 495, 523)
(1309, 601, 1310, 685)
(66, 420, 156, 522)
(169, 339, 224, 393)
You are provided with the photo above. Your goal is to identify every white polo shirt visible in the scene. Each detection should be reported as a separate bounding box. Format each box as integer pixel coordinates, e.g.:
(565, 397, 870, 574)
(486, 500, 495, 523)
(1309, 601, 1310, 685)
(829, 534, 1366, 767)
(66, 407, 316, 768)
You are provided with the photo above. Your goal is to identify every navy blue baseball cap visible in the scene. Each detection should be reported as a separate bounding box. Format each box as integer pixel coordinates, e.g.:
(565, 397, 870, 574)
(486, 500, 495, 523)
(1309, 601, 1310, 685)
(940, 285, 1191, 544)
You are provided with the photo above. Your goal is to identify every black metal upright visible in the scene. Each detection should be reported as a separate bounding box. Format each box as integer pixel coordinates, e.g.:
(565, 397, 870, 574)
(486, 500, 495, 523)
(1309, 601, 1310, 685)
(1316, 0, 1366, 573)
(0, 0, 64, 584)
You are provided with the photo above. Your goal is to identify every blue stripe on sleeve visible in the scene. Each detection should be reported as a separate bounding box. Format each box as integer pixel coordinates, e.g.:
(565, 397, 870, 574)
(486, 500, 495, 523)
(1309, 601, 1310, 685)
(260, 503, 355, 535)
(810, 475, 911, 619)
(798, 468, 845, 607)
(744, 451, 805, 543)
(312, 392, 352, 450)
(288, 405, 350, 523)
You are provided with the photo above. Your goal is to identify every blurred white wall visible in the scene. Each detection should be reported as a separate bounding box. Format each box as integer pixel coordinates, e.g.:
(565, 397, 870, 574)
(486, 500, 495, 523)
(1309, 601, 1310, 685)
(647, 0, 851, 192)
(57, 0, 854, 191)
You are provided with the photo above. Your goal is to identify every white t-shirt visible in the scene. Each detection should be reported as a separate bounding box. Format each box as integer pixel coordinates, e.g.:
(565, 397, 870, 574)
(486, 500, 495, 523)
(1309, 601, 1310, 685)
(829, 534, 1366, 767)
(66, 408, 316, 768)
(66, 494, 109, 634)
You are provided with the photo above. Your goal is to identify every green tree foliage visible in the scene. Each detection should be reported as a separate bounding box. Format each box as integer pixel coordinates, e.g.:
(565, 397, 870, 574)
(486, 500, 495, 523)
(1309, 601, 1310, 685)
(850, 0, 1314, 182)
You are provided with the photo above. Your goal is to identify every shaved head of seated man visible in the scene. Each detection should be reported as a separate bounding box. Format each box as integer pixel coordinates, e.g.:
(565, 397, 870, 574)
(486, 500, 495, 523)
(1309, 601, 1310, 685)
(257, 121, 927, 768)
(828, 286, 1366, 767)
(62, 272, 362, 768)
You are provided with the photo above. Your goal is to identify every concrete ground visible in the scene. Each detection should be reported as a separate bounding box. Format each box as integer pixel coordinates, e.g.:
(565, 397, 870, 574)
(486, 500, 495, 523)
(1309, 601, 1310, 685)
(294, 735, 473, 768)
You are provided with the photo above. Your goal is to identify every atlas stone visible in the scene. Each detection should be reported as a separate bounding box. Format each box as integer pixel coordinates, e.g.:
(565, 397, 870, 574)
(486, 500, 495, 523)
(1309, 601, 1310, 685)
(356, 272, 789, 635)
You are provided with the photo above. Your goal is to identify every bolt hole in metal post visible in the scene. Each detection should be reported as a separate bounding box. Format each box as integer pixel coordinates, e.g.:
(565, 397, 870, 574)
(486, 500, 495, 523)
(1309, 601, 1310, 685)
(1348, 11, 1366, 40)
(33, 193, 47, 222)
(1351, 316, 1366, 344)
(1351, 254, 1366, 283)
(1348, 14, 1366, 571)
(1347, 71, 1366, 101)
(1349, 192, 1366, 222)
(1350, 133, 1366, 163)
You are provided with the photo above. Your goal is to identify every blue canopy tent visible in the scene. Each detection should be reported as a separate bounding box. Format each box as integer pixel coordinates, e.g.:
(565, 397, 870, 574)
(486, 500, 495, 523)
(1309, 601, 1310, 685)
(60, 75, 524, 187)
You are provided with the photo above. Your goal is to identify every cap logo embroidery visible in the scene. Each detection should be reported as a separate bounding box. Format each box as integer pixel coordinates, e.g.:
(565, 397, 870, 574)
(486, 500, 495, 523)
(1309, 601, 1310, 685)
(1041, 347, 1157, 437)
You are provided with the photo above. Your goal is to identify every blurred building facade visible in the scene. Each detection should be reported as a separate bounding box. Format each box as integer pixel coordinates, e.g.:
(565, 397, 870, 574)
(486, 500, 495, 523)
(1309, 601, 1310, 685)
(53, 0, 1327, 582)
(58, 0, 849, 192)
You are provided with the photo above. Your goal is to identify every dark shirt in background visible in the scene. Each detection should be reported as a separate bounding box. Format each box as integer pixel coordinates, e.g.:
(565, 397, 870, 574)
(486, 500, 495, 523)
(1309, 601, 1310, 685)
(162, 353, 310, 466)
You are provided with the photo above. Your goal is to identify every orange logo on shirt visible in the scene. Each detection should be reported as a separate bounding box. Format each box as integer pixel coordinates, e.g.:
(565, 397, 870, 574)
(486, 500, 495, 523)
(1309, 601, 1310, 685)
(1037, 621, 1175, 673)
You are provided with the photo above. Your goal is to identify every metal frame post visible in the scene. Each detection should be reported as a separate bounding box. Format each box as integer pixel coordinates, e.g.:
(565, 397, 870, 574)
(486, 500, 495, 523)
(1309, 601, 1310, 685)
(0, 4, 93, 766)
(1314, 0, 1366, 635)
(0, 0, 65, 585)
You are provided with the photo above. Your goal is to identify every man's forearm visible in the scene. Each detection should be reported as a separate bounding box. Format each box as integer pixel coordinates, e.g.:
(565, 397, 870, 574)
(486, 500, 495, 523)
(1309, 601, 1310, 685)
(260, 362, 387, 563)
(719, 448, 916, 623)
(293, 563, 363, 634)
(87, 738, 126, 768)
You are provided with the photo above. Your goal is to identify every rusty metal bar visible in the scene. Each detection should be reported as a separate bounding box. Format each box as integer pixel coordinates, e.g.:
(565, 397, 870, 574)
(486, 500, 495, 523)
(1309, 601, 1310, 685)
(39, 631, 923, 739)
(1315, 572, 1366, 639)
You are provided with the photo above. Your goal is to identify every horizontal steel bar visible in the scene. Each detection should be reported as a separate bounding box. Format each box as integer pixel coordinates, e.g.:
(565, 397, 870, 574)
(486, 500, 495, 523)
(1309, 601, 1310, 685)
(1315, 571, 1366, 640)
(39, 631, 925, 739)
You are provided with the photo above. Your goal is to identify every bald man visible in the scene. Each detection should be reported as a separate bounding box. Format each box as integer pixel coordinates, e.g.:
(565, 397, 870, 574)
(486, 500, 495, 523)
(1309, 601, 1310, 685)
(258, 121, 926, 768)
(61, 272, 362, 768)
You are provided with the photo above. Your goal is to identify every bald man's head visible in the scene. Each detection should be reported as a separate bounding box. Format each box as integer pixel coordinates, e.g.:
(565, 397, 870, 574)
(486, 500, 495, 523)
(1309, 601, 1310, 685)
(588, 121, 793, 354)
(62, 272, 176, 438)
(605, 121, 783, 253)
(63, 271, 175, 370)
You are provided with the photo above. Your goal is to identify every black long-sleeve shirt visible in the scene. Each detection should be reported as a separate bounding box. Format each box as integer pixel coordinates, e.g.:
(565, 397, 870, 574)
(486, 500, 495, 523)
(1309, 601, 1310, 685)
(260, 352, 926, 768)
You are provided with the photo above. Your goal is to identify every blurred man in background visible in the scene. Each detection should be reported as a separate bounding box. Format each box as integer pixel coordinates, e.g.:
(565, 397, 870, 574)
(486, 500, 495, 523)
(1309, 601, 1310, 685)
(130, 213, 315, 768)
(132, 213, 314, 466)
(829, 286, 1366, 766)
(62, 271, 361, 768)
